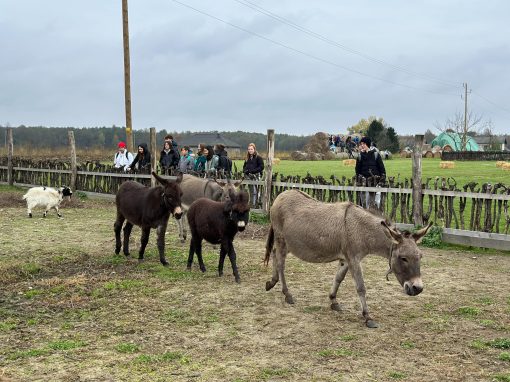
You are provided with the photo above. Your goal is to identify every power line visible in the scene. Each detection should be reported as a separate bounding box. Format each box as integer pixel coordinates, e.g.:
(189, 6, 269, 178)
(170, 0, 459, 97)
(471, 91, 510, 114)
(232, 0, 461, 89)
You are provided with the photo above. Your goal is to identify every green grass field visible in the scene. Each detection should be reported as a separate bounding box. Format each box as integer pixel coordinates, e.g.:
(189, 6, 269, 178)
(235, 158, 510, 187)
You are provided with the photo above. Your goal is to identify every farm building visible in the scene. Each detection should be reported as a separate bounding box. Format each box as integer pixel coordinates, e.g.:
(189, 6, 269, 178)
(430, 132, 480, 151)
(178, 132, 242, 157)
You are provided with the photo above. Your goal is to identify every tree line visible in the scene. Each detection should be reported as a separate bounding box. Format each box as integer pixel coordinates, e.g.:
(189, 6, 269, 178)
(0, 125, 311, 152)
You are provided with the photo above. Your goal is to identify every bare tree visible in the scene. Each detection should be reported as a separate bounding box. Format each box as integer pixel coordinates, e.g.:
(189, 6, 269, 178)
(434, 111, 491, 151)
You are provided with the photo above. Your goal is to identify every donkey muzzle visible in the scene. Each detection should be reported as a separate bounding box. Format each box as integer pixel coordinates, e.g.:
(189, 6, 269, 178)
(237, 221, 246, 232)
(404, 278, 423, 296)
(174, 207, 183, 220)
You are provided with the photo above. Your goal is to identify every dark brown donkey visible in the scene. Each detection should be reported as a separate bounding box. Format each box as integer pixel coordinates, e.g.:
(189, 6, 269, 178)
(187, 190, 250, 283)
(114, 172, 183, 266)
(265, 190, 432, 328)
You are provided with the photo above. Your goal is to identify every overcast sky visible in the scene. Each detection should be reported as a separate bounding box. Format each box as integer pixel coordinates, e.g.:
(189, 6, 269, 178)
(1, 0, 509, 136)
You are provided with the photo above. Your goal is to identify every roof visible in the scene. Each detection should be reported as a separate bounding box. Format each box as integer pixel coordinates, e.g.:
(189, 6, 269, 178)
(473, 135, 501, 145)
(430, 132, 480, 151)
(178, 132, 241, 148)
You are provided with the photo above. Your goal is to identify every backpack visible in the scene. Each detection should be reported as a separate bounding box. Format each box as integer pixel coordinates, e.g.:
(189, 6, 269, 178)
(116, 150, 129, 159)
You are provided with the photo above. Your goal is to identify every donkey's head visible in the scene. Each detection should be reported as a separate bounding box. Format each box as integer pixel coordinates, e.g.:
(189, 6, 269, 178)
(215, 177, 244, 203)
(223, 189, 250, 232)
(381, 221, 432, 296)
(152, 172, 184, 219)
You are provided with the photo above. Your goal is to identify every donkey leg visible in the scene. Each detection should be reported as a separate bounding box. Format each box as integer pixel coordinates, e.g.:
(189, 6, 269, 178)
(138, 226, 150, 263)
(329, 261, 349, 312)
(187, 239, 195, 270)
(195, 239, 206, 273)
(182, 212, 188, 242)
(156, 224, 169, 267)
(218, 242, 227, 277)
(114, 215, 125, 254)
(275, 239, 293, 304)
(265, 249, 279, 291)
(227, 241, 240, 283)
(122, 222, 133, 257)
(348, 259, 378, 328)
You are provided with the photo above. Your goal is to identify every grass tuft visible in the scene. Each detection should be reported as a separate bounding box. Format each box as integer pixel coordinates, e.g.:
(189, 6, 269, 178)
(116, 343, 140, 353)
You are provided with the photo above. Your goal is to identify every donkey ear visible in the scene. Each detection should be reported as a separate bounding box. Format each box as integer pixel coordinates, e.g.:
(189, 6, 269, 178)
(412, 221, 433, 244)
(175, 172, 183, 184)
(232, 176, 244, 188)
(381, 221, 403, 244)
(151, 172, 167, 185)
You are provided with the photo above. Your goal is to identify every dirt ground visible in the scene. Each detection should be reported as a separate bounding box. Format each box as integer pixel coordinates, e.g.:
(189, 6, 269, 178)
(0, 189, 509, 382)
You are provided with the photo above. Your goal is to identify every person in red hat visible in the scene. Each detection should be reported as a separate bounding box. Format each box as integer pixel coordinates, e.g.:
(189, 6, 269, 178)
(114, 141, 133, 170)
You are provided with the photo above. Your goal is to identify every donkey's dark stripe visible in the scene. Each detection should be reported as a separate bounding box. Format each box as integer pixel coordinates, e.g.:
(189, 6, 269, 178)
(114, 172, 183, 266)
(265, 189, 432, 328)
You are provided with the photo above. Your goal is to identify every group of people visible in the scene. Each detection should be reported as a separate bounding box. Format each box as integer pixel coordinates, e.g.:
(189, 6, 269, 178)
(113, 136, 265, 181)
(328, 134, 360, 159)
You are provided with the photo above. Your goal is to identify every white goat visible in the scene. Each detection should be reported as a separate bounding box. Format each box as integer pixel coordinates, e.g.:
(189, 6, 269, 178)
(22, 186, 73, 218)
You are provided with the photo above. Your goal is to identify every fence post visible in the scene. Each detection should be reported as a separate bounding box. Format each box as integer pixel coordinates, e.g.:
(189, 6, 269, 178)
(150, 127, 157, 187)
(263, 129, 275, 214)
(412, 134, 424, 226)
(7, 127, 13, 186)
(68, 130, 77, 191)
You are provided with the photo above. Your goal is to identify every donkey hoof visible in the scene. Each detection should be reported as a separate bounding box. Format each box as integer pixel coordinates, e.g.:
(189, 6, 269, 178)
(265, 281, 274, 291)
(285, 295, 295, 304)
(28, 213, 33, 218)
(186, 266, 192, 271)
(200, 266, 207, 273)
(235, 277, 241, 284)
(218, 271, 223, 277)
(114, 249, 120, 255)
(138, 258, 145, 264)
(366, 320, 379, 328)
(162, 262, 170, 267)
(331, 303, 343, 312)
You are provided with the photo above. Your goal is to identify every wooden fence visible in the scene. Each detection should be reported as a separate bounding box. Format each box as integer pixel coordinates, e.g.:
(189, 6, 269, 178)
(1, 129, 510, 249)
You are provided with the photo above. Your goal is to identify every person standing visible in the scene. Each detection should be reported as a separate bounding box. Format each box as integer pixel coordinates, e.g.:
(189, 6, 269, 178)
(159, 141, 180, 173)
(215, 144, 232, 175)
(127, 143, 151, 172)
(243, 143, 264, 206)
(177, 146, 195, 174)
(355, 137, 386, 208)
(204, 145, 219, 175)
(114, 141, 133, 171)
(194, 144, 207, 172)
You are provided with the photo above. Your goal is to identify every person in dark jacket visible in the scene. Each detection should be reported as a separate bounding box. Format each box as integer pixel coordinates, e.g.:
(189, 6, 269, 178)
(243, 143, 264, 206)
(243, 143, 264, 177)
(355, 136, 386, 209)
(215, 144, 231, 175)
(355, 137, 386, 179)
(159, 141, 180, 172)
(127, 143, 151, 172)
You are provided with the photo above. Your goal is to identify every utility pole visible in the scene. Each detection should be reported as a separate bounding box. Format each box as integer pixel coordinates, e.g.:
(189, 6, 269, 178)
(462, 82, 469, 151)
(122, 0, 134, 152)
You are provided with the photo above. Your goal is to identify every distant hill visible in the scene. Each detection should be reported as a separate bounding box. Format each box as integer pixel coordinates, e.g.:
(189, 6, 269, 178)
(0, 125, 310, 152)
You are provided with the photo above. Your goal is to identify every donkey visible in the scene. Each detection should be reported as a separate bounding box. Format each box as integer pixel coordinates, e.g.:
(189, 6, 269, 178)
(114, 172, 183, 266)
(187, 190, 250, 283)
(177, 174, 243, 242)
(265, 189, 432, 328)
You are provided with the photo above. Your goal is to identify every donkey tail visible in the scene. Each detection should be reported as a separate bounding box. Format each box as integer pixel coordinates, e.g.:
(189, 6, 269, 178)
(264, 225, 274, 266)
